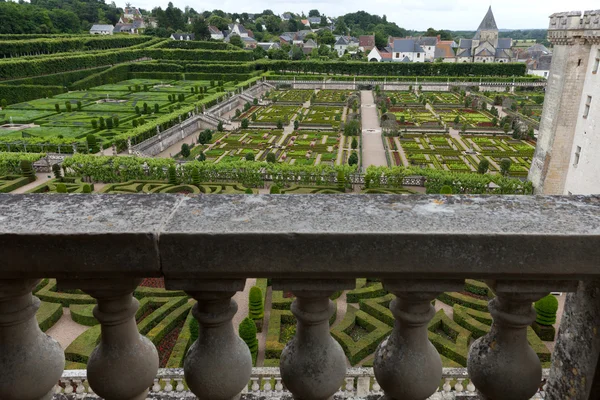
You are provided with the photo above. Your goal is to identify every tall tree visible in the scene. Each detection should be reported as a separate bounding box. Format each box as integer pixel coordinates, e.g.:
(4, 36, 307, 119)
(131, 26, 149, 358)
(192, 17, 210, 40)
(308, 9, 320, 17)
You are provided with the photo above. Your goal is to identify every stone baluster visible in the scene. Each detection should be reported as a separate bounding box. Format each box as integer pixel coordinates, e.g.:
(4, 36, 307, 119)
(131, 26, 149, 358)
(468, 280, 575, 400)
(374, 280, 463, 400)
(152, 380, 161, 393)
(466, 381, 476, 393)
(167, 279, 251, 400)
(163, 378, 173, 392)
(0, 279, 65, 400)
(58, 278, 158, 400)
(274, 279, 354, 400)
(442, 378, 452, 392)
(274, 377, 283, 392)
(455, 378, 465, 392)
(263, 377, 272, 393)
(175, 379, 185, 392)
(250, 378, 260, 393)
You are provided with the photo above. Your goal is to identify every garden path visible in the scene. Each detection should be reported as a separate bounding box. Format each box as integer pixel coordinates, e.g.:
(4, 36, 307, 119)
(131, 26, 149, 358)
(47, 308, 90, 350)
(393, 137, 409, 167)
(360, 91, 388, 169)
(233, 278, 257, 332)
(11, 173, 52, 194)
(330, 291, 348, 330)
(255, 286, 273, 366)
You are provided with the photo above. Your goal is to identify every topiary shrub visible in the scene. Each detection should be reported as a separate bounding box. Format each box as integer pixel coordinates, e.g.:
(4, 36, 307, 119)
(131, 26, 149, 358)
(270, 185, 280, 194)
(535, 295, 558, 326)
(191, 167, 201, 187)
(439, 185, 453, 194)
(55, 183, 67, 193)
(52, 163, 62, 181)
(20, 160, 35, 182)
(249, 286, 264, 321)
(82, 184, 92, 194)
(239, 317, 258, 365)
(245, 188, 254, 194)
(266, 153, 276, 163)
(167, 166, 178, 185)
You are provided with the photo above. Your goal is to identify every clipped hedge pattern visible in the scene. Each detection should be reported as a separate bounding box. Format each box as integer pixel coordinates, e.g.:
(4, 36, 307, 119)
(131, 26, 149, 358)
(165, 308, 196, 368)
(331, 306, 392, 365)
(464, 279, 491, 297)
(0, 84, 65, 105)
(437, 292, 489, 312)
(428, 309, 472, 366)
(69, 304, 98, 326)
(36, 301, 63, 332)
(346, 280, 387, 303)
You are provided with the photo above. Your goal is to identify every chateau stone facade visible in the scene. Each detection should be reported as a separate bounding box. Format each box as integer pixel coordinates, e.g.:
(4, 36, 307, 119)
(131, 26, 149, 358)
(529, 10, 600, 195)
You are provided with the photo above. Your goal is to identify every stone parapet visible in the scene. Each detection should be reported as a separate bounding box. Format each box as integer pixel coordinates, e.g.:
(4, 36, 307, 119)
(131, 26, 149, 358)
(1, 195, 599, 400)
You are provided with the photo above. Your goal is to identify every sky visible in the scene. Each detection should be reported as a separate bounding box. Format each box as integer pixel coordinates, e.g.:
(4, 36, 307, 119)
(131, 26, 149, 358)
(118, 0, 598, 30)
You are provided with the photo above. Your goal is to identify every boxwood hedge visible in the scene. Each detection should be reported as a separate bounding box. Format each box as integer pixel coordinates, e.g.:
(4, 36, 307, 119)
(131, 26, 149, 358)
(36, 301, 63, 332)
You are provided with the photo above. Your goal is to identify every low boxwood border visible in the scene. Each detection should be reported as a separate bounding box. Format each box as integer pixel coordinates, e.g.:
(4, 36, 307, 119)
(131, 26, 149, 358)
(331, 306, 392, 365)
(36, 301, 63, 332)
(464, 279, 492, 297)
(35, 279, 95, 306)
(69, 304, 98, 326)
(437, 292, 489, 312)
(346, 281, 387, 303)
(428, 309, 472, 366)
(165, 307, 196, 368)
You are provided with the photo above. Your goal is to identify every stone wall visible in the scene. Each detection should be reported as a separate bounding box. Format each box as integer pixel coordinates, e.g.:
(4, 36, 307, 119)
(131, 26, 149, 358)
(529, 10, 598, 194)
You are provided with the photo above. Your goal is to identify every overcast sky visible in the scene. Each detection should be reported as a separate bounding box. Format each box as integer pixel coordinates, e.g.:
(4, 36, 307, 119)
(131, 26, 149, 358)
(119, 0, 597, 30)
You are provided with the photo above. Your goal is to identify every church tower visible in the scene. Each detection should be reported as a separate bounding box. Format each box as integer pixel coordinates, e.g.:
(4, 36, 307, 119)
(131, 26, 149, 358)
(473, 6, 499, 47)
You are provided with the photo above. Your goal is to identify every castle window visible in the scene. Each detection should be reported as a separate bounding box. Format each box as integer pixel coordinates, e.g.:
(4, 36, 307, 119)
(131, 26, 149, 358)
(583, 96, 592, 118)
(573, 146, 581, 167)
(593, 50, 599, 74)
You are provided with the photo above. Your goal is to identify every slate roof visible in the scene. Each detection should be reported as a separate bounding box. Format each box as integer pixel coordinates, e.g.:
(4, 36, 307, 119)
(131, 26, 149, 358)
(400, 56, 411, 62)
(392, 39, 424, 53)
(529, 55, 552, 70)
(228, 24, 248, 35)
(90, 24, 114, 32)
(475, 6, 498, 33)
(456, 48, 472, 58)
(208, 26, 221, 34)
(459, 39, 473, 49)
(495, 48, 512, 58)
(257, 42, 279, 51)
(308, 17, 321, 24)
(416, 36, 438, 46)
(475, 48, 495, 57)
(114, 23, 133, 33)
(304, 39, 318, 48)
(335, 36, 349, 46)
(497, 38, 512, 49)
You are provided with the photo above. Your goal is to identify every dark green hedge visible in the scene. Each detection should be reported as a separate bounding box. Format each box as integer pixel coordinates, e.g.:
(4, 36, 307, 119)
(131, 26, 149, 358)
(36, 301, 63, 332)
(0, 84, 65, 104)
(0, 175, 30, 193)
(165, 310, 196, 368)
(159, 41, 233, 50)
(428, 309, 471, 366)
(464, 279, 491, 297)
(0, 49, 145, 80)
(185, 72, 255, 81)
(437, 292, 489, 312)
(128, 72, 184, 80)
(70, 64, 130, 90)
(0, 66, 109, 87)
(129, 62, 184, 72)
(144, 48, 253, 62)
(257, 60, 527, 77)
(35, 279, 96, 306)
(69, 304, 98, 326)
(346, 282, 387, 303)
(331, 307, 392, 365)
(185, 63, 255, 73)
(0, 36, 151, 57)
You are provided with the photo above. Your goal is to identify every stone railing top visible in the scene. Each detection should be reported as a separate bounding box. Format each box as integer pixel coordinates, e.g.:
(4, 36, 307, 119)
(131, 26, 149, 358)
(2, 194, 600, 280)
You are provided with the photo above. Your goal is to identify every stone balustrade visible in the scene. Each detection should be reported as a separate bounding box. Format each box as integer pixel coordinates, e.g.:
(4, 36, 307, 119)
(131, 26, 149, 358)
(54, 367, 551, 399)
(1, 194, 600, 400)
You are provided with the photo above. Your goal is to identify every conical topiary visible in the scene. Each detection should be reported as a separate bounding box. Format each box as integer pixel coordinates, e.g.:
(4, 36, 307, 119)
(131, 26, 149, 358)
(168, 165, 178, 185)
(534, 294, 559, 326)
(191, 167, 201, 187)
(249, 286, 264, 320)
(239, 317, 258, 365)
(20, 160, 35, 182)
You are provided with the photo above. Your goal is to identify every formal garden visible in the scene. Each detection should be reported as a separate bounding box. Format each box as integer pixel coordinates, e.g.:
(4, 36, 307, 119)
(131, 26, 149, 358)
(0, 77, 235, 153)
(30, 276, 558, 373)
(387, 133, 535, 177)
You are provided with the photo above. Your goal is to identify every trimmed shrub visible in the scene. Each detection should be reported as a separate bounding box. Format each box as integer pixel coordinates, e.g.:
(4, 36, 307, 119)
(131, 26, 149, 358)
(534, 295, 559, 326)
(428, 310, 471, 366)
(245, 152, 255, 161)
(167, 166, 178, 185)
(69, 304, 98, 326)
(55, 183, 67, 193)
(437, 292, 489, 312)
(464, 279, 491, 297)
(440, 185, 453, 194)
(249, 286, 264, 321)
(191, 167, 201, 186)
(270, 185, 280, 194)
(181, 143, 191, 158)
(82, 184, 92, 193)
(20, 160, 35, 182)
(239, 317, 258, 365)
(36, 302, 63, 332)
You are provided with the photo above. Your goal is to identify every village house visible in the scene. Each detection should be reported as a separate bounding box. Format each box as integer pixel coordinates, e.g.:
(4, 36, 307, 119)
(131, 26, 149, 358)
(209, 26, 224, 40)
(334, 36, 359, 56)
(359, 35, 376, 53)
(434, 40, 458, 62)
(456, 7, 513, 63)
(89, 24, 114, 35)
(257, 42, 280, 51)
(170, 33, 195, 41)
(302, 39, 318, 55)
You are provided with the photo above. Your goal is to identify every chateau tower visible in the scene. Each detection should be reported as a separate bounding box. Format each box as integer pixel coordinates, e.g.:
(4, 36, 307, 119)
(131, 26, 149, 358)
(529, 10, 600, 194)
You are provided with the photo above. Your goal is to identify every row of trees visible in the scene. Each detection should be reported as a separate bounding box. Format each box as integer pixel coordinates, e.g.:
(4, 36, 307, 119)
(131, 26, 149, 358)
(0, 0, 121, 34)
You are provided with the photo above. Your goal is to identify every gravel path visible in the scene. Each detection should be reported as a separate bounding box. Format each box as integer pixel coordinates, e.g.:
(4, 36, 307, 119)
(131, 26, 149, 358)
(255, 286, 272, 366)
(232, 278, 256, 334)
(11, 173, 52, 194)
(360, 91, 388, 168)
(46, 308, 90, 350)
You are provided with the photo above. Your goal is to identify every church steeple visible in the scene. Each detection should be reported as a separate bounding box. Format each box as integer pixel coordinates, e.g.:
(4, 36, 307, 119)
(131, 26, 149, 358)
(473, 6, 499, 39)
